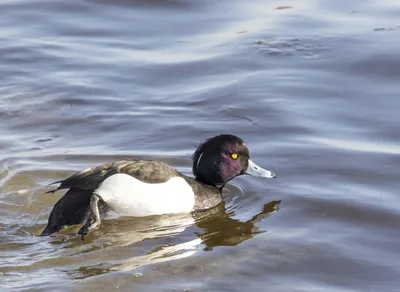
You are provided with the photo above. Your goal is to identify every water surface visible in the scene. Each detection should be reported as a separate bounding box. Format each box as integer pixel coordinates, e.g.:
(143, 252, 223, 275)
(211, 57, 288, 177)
(1, 0, 400, 291)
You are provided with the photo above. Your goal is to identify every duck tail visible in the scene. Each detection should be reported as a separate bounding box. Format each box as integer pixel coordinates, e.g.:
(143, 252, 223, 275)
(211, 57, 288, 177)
(45, 189, 58, 194)
(41, 188, 93, 235)
(44, 179, 65, 194)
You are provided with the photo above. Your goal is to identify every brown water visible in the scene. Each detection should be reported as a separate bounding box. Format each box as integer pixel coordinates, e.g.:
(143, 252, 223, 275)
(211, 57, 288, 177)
(1, 0, 400, 291)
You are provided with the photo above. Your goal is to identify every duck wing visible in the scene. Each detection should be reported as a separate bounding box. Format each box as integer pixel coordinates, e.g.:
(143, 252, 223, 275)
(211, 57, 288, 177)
(49, 160, 181, 192)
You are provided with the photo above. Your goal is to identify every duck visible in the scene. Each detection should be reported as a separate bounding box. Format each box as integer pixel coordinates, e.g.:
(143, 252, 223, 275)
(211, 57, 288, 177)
(41, 134, 276, 237)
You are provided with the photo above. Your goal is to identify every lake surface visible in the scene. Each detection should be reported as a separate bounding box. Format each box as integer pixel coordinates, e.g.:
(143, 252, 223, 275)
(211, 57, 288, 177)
(1, 0, 400, 291)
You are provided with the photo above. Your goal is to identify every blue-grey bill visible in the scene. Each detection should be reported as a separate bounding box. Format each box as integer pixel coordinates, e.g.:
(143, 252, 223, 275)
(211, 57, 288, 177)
(246, 159, 276, 178)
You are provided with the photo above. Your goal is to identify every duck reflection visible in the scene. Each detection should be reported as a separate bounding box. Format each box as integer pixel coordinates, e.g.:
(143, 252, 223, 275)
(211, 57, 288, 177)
(58, 200, 280, 278)
(194, 200, 281, 250)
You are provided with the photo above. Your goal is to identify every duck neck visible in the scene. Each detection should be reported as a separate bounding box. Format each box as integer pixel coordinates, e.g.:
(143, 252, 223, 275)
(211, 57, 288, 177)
(195, 173, 225, 190)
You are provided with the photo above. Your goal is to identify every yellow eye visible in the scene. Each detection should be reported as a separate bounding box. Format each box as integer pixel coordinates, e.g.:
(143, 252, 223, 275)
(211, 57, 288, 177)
(231, 153, 238, 160)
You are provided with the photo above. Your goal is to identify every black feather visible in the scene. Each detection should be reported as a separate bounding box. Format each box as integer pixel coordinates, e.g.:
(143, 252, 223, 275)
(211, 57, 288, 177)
(192, 134, 244, 177)
(45, 189, 58, 194)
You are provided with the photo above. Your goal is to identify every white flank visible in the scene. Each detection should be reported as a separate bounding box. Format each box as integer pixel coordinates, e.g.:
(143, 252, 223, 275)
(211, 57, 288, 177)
(94, 174, 195, 217)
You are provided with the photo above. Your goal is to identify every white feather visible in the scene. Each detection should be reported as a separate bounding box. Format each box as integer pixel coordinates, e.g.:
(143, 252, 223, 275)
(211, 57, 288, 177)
(94, 173, 195, 217)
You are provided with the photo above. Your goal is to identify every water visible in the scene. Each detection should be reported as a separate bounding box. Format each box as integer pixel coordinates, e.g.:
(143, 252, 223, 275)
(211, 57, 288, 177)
(1, 0, 399, 291)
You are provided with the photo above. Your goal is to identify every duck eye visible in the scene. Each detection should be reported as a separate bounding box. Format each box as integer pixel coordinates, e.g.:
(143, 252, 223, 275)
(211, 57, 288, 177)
(231, 153, 238, 160)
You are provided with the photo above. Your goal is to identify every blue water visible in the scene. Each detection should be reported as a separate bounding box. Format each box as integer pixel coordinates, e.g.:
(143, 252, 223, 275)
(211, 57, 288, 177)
(1, 0, 400, 291)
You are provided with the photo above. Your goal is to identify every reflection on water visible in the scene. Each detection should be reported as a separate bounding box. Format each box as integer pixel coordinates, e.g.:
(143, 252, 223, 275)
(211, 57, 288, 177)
(65, 200, 280, 279)
(195, 200, 280, 250)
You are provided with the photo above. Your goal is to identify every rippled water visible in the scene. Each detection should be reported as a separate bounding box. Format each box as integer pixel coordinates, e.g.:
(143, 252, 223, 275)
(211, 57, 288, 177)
(1, 0, 400, 291)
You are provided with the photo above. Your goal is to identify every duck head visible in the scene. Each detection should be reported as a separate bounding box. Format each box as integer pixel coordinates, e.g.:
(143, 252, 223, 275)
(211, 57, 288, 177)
(192, 134, 276, 188)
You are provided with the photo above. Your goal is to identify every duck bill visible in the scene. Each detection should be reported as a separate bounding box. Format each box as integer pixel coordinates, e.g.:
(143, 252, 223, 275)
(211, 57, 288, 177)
(245, 159, 276, 178)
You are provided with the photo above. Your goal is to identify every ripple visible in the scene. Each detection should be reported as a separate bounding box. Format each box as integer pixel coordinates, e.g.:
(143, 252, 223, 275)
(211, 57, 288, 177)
(254, 37, 329, 58)
(310, 137, 400, 155)
(1, 0, 400, 290)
